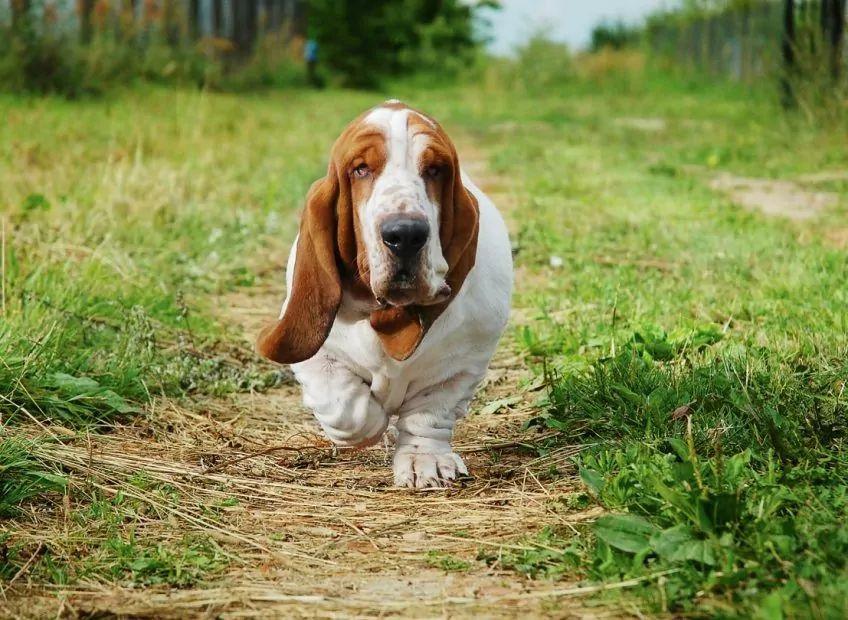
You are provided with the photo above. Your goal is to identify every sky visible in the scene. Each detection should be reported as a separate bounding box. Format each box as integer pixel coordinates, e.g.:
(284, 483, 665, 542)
(484, 0, 671, 54)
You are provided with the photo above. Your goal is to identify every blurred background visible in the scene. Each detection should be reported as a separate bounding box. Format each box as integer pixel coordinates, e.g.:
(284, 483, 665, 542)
(0, 0, 845, 110)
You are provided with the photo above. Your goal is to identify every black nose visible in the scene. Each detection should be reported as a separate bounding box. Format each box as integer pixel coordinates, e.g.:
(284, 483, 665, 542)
(380, 218, 429, 259)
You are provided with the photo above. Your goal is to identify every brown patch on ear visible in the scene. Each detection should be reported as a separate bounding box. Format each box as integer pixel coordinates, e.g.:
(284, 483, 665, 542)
(256, 170, 344, 364)
(371, 125, 479, 361)
(256, 109, 386, 364)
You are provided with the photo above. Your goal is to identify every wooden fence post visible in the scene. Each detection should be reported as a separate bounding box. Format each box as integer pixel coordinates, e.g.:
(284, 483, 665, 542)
(821, 0, 846, 79)
(79, 0, 96, 43)
(189, 0, 200, 39)
(740, 4, 751, 82)
(781, 0, 797, 108)
(212, 0, 222, 37)
(269, 0, 282, 33)
(232, 0, 258, 55)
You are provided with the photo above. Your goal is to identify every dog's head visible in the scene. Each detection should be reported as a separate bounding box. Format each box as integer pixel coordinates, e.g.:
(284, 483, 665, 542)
(257, 101, 479, 364)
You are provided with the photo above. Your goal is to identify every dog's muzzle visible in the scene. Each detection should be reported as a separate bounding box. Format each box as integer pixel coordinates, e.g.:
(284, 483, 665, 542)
(380, 216, 429, 260)
(376, 215, 450, 307)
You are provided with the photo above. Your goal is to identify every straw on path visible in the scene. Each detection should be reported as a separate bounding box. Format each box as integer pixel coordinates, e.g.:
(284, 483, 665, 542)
(1, 138, 609, 619)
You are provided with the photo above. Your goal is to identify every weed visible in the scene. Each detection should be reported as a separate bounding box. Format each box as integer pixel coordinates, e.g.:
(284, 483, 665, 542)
(426, 550, 472, 572)
(479, 528, 583, 580)
(517, 332, 848, 616)
(580, 440, 848, 617)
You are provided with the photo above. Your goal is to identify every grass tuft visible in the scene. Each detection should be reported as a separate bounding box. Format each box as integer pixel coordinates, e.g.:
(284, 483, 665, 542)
(0, 437, 65, 518)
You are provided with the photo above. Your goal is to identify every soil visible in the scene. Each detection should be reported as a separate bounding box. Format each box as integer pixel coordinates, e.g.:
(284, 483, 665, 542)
(709, 172, 838, 221)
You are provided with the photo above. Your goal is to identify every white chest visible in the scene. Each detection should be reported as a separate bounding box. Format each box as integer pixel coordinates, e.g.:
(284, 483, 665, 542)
(369, 371, 410, 415)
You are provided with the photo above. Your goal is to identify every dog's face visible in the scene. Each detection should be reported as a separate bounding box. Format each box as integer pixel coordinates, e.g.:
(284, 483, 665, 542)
(353, 104, 452, 308)
(257, 101, 479, 364)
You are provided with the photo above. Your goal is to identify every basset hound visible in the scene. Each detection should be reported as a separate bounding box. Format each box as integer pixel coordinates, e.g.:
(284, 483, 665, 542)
(257, 101, 513, 488)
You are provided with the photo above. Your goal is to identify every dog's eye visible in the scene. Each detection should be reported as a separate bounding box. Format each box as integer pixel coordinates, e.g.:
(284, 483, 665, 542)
(352, 163, 371, 179)
(424, 165, 443, 179)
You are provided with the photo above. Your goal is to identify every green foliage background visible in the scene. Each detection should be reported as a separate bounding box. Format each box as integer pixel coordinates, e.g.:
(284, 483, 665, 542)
(307, 0, 489, 88)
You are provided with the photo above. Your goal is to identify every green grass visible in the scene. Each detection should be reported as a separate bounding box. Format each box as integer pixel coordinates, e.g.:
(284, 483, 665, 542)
(0, 87, 375, 586)
(1, 437, 65, 579)
(2, 474, 228, 587)
(1, 55, 847, 616)
(0, 89, 380, 429)
(0, 437, 65, 518)
(537, 350, 848, 617)
(415, 63, 847, 618)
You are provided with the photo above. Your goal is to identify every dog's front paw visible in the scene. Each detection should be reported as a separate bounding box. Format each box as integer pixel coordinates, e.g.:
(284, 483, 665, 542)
(392, 450, 468, 489)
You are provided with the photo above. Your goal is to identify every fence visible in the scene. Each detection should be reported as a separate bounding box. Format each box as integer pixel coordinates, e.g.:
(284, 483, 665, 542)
(1, 0, 307, 54)
(645, 0, 846, 83)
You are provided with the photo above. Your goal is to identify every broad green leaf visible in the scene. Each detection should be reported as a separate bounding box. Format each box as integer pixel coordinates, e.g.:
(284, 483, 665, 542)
(667, 437, 690, 462)
(479, 396, 523, 416)
(755, 590, 785, 620)
(579, 467, 605, 496)
(673, 539, 716, 566)
(100, 390, 140, 414)
(611, 384, 643, 406)
(722, 450, 751, 484)
(650, 524, 695, 557)
(46, 373, 101, 394)
(22, 193, 51, 212)
(652, 478, 691, 513)
(41, 373, 140, 416)
(594, 514, 657, 554)
(651, 525, 717, 565)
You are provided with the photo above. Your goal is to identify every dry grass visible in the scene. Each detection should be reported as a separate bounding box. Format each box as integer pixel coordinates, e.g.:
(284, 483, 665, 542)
(0, 139, 617, 619)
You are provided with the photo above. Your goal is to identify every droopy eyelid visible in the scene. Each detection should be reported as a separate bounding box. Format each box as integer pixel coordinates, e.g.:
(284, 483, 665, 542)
(352, 162, 371, 178)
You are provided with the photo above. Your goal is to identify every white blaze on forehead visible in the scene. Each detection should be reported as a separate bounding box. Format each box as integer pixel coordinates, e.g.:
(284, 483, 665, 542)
(389, 108, 410, 169)
(363, 107, 415, 173)
(363, 106, 432, 174)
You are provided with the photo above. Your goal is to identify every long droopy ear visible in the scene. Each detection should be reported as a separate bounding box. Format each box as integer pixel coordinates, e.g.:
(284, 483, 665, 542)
(371, 142, 479, 361)
(437, 144, 480, 301)
(256, 169, 343, 364)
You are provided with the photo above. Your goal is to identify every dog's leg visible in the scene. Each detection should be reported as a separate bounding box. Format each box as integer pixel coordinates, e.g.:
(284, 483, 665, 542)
(293, 355, 389, 448)
(392, 372, 483, 489)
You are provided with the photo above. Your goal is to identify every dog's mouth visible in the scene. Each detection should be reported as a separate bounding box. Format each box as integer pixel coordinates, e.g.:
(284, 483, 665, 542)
(376, 275, 451, 308)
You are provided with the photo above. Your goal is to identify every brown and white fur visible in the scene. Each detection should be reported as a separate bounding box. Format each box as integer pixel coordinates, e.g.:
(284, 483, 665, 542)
(257, 101, 513, 488)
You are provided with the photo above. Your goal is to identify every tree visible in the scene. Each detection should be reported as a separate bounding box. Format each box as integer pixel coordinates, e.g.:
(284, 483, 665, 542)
(590, 20, 640, 52)
(189, 0, 200, 39)
(307, 0, 491, 88)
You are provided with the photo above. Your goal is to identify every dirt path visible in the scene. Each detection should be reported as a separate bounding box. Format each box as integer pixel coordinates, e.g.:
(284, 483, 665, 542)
(2, 140, 608, 619)
(708, 172, 838, 221)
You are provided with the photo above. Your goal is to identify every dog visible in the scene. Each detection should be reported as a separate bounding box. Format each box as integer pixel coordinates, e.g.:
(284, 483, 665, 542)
(257, 101, 513, 488)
